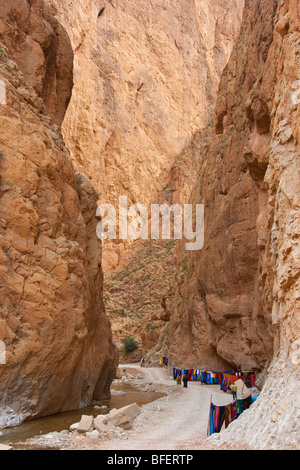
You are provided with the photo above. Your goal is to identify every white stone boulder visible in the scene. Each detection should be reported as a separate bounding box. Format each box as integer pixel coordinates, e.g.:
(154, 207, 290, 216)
(94, 414, 109, 433)
(107, 403, 141, 430)
(69, 422, 79, 431)
(76, 414, 94, 433)
(94, 405, 108, 411)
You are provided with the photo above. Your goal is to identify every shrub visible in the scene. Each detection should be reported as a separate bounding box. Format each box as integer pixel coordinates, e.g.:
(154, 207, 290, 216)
(122, 337, 139, 353)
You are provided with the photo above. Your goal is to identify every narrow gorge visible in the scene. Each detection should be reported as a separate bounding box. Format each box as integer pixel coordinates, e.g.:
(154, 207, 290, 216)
(0, 0, 299, 452)
(50, 0, 244, 361)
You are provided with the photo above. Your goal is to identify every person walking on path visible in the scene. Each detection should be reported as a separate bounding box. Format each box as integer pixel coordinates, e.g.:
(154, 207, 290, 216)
(182, 374, 188, 388)
(176, 373, 182, 385)
(230, 382, 237, 401)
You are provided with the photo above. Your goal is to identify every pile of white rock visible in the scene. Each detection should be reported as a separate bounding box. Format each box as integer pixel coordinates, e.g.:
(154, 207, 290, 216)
(70, 403, 141, 439)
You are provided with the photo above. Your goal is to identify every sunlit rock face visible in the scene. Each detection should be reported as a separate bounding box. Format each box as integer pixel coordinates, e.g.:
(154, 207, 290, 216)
(0, 0, 118, 426)
(50, 0, 244, 270)
(47, 0, 244, 360)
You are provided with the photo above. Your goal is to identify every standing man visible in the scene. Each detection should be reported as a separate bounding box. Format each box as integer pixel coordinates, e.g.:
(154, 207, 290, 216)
(231, 382, 237, 401)
(182, 374, 188, 388)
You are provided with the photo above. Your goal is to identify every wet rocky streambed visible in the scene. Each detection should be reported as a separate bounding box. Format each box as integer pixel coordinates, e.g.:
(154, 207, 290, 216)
(0, 378, 165, 450)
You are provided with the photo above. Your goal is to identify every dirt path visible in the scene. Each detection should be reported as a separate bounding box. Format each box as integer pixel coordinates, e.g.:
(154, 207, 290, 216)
(70, 364, 245, 450)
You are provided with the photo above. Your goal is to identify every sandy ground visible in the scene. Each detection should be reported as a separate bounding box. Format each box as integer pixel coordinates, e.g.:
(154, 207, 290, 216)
(66, 364, 251, 451)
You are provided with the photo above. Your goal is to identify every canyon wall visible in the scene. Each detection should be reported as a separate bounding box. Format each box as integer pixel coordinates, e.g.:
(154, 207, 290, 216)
(104, 131, 214, 362)
(0, 0, 73, 126)
(0, 0, 298, 449)
(0, 0, 117, 426)
(167, 0, 278, 372)
(168, 0, 300, 449)
(48, 0, 244, 357)
(50, 0, 244, 271)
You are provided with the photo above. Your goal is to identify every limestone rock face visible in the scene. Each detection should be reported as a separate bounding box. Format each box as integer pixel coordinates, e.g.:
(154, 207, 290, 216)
(0, 1, 117, 427)
(167, 0, 278, 372)
(167, 0, 300, 449)
(50, 0, 244, 270)
(48, 0, 244, 359)
(0, 0, 74, 126)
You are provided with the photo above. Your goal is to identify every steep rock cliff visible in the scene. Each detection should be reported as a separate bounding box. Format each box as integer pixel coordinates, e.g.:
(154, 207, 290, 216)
(104, 130, 213, 362)
(0, 0, 117, 427)
(0, 0, 73, 126)
(48, 0, 244, 358)
(168, 0, 278, 372)
(50, 0, 244, 271)
(168, 0, 300, 449)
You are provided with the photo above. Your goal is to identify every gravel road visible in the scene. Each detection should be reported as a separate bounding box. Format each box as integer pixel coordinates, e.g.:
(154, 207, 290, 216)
(70, 364, 247, 450)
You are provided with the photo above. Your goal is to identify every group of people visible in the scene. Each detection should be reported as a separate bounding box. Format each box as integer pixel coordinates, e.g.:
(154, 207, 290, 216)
(159, 356, 169, 367)
(176, 372, 238, 398)
(176, 373, 189, 388)
(140, 356, 169, 369)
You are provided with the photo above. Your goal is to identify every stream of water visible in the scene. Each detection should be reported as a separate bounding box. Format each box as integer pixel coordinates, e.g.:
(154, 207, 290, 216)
(0, 382, 165, 448)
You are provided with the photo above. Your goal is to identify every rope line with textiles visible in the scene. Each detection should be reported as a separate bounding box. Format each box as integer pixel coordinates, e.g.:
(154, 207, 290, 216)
(220, 372, 256, 390)
(172, 368, 256, 388)
(208, 395, 255, 436)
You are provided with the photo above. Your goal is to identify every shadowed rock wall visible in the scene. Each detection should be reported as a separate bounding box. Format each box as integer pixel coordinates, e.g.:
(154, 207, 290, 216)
(0, 0, 118, 426)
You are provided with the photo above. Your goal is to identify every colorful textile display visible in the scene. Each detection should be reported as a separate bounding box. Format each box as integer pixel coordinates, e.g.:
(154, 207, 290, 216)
(219, 372, 256, 390)
(172, 368, 224, 384)
(208, 395, 254, 436)
(236, 395, 252, 415)
(208, 403, 232, 436)
(172, 368, 256, 388)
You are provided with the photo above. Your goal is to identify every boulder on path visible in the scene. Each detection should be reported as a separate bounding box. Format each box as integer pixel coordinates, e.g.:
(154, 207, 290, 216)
(94, 414, 109, 433)
(107, 403, 141, 430)
(77, 415, 94, 433)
